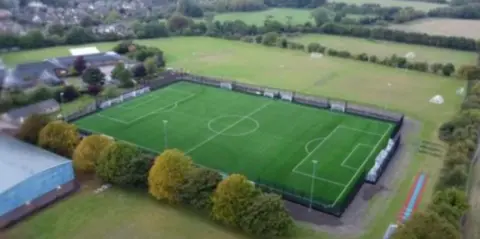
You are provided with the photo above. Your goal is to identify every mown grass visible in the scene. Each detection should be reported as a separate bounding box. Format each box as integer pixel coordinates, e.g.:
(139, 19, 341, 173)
(291, 34, 477, 66)
(0, 36, 465, 239)
(389, 18, 480, 39)
(329, 0, 447, 11)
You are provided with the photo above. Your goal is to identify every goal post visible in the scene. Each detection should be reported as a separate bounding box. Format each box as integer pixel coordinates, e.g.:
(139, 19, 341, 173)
(330, 100, 346, 112)
(220, 82, 232, 90)
(280, 92, 293, 102)
(264, 89, 278, 99)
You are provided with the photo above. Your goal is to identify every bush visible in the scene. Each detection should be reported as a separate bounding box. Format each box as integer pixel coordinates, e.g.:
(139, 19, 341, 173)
(392, 211, 461, 239)
(61, 85, 80, 102)
(148, 149, 193, 203)
(442, 63, 455, 76)
(429, 188, 469, 229)
(38, 121, 80, 157)
(262, 32, 278, 46)
(211, 174, 259, 226)
(179, 167, 222, 210)
(436, 165, 468, 190)
(73, 134, 113, 173)
(16, 114, 51, 144)
(239, 193, 293, 237)
(96, 142, 150, 186)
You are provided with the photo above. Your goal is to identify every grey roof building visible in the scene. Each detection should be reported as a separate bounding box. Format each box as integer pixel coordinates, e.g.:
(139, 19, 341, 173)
(0, 134, 76, 228)
(1, 99, 60, 125)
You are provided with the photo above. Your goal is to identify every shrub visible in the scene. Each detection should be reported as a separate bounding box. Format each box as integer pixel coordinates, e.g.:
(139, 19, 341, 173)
(442, 63, 455, 76)
(72, 134, 113, 173)
(179, 167, 222, 210)
(38, 121, 80, 157)
(211, 174, 259, 226)
(148, 149, 193, 203)
(96, 142, 150, 186)
(392, 211, 461, 239)
(16, 114, 51, 144)
(61, 85, 80, 102)
(428, 188, 469, 229)
(436, 165, 468, 190)
(239, 193, 293, 237)
(262, 32, 278, 46)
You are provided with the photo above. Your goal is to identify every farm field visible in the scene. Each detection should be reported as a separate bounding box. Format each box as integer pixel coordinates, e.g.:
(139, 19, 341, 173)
(213, 8, 313, 25)
(0, 36, 464, 239)
(329, 0, 446, 10)
(291, 34, 477, 66)
(389, 18, 480, 39)
(74, 82, 393, 212)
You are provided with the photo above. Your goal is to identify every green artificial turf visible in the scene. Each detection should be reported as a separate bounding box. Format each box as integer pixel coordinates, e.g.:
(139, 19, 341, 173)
(74, 82, 393, 209)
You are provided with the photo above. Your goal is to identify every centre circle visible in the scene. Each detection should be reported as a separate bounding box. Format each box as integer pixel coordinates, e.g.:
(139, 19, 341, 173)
(208, 115, 259, 136)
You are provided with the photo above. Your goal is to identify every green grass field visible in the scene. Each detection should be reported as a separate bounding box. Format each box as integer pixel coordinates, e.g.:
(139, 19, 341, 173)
(389, 18, 480, 39)
(74, 82, 393, 208)
(329, 0, 446, 10)
(291, 34, 477, 66)
(213, 8, 313, 25)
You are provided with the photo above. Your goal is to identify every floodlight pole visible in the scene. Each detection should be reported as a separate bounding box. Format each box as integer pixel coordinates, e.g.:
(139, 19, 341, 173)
(309, 160, 318, 212)
(60, 92, 64, 120)
(385, 83, 392, 110)
(163, 120, 168, 150)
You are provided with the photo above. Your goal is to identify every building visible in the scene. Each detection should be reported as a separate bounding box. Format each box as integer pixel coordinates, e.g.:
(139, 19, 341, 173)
(0, 135, 76, 228)
(1, 99, 60, 125)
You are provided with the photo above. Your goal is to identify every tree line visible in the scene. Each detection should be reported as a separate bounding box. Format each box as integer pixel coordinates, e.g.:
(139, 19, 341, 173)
(392, 64, 480, 238)
(15, 117, 294, 238)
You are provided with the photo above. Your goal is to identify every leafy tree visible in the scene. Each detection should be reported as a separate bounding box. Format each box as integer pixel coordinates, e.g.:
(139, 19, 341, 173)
(437, 165, 468, 190)
(211, 174, 259, 226)
(19, 30, 46, 49)
(60, 86, 79, 103)
(82, 67, 105, 86)
(148, 149, 193, 203)
(442, 63, 456, 76)
(47, 23, 65, 36)
(132, 64, 147, 78)
(38, 121, 80, 157)
(392, 211, 461, 239)
(105, 10, 121, 24)
(65, 26, 96, 45)
(73, 134, 113, 173)
(144, 56, 158, 76)
(429, 188, 469, 228)
(262, 32, 279, 46)
(179, 168, 222, 210)
(29, 85, 54, 102)
(112, 40, 134, 54)
(117, 68, 133, 88)
(96, 142, 150, 186)
(311, 7, 333, 26)
(73, 56, 87, 74)
(177, 0, 203, 17)
(111, 62, 127, 79)
(239, 193, 293, 237)
(167, 13, 192, 32)
(307, 42, 325, 53)
(16, 114, 51, 144)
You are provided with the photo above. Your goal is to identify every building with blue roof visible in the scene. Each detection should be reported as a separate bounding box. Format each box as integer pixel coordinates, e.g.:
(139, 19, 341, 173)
(0, 134, 76, 228)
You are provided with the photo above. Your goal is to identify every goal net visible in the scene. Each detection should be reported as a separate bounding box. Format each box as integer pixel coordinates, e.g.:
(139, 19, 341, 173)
(280, 92, 293, 102)
(220, 82, 232, 90)
(330, 101, 346, 112)
(264, 89, 277, 99)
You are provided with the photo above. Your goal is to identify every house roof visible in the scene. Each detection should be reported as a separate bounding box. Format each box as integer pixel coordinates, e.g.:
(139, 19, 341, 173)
(5, 99, 59, 120)
(47, 52, 131, 68)
(0, 134, 71, 193)
(7, 61, 63, 88)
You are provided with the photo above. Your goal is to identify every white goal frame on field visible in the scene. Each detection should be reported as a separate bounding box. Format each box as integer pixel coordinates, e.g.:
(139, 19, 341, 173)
(330, 101, 346, 112)
(220, 82, 232, 90)
(280, 92, 293, 102)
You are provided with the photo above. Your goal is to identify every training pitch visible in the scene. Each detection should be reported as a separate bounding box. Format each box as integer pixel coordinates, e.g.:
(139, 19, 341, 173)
(74, 82, 394, 209)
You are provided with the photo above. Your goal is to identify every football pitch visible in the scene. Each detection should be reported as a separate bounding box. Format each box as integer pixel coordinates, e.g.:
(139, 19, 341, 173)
(74, 81, 394, 208)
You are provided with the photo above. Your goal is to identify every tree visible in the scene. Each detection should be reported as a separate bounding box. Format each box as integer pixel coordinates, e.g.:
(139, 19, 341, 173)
(96, 142, 150, 186)
(442, 63, 456, 76)
(392, 211, 461, 239)
(167, 13, 192, 32)
(429, 188, 469, 228)
(105, 10, 121, 24)
(262, 32, 279, 46)
(82, 67, 105, 86)
(73, 56, 87, 73)
(38, 121, 80, 158)
(65, 26, 96, 45)
(148, 149, 193, 203)
(117, 68, 133, 88)
(73, 134, 113, 173)
(437, 165, 468, 190)
(211, 174, 259, 226)
(112, 41, 134, 54)
(144, 56, 158, 76)
(61, 85, 80, 102)
(311, 7, 333, 26)
(239, 193, 293, 237)
(132, 64, 147, 78)
(179, 168, 222, 210)
(47, 23, 65, 36)
(16, 114, 51, 144)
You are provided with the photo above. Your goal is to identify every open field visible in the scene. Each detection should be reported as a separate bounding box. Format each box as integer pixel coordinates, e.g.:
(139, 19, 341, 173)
(213, 8, 313, 25)
(0, 37, 464, 239)
(291, 34, 477, 66)
(329, 0, 446, 10)
(74, 82, 393, 210)
(389, 18, 480, 39)
(2, 179, 324, 239)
